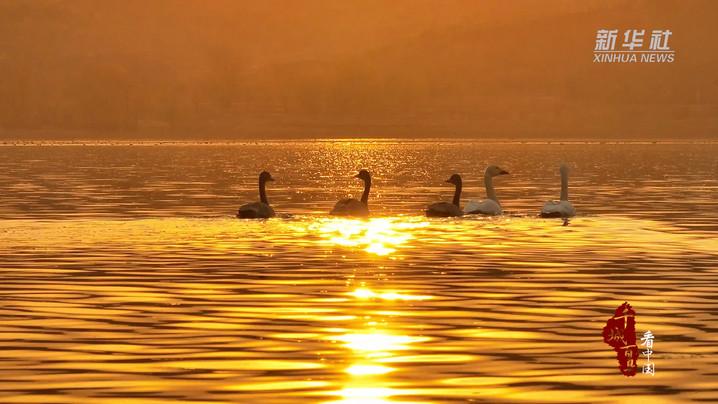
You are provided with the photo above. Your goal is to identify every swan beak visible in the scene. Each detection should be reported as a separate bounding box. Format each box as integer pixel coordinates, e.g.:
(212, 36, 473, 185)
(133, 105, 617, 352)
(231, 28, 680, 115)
(500, 170, 509, 175)
(353, 174, 360, 179)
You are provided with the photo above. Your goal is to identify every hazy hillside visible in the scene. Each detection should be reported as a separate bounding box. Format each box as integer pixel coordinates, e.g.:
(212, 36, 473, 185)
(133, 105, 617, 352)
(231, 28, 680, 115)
(0, 0, 716, 139)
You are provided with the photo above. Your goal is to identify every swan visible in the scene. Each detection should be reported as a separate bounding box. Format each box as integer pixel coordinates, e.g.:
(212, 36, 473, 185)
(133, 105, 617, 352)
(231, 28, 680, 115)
(464, 165, 509, 215)
(426, 174, 464, 217)
(237, 171, 276, 218)
(330, 169, 371, 216)
(540, 163, 576, 218)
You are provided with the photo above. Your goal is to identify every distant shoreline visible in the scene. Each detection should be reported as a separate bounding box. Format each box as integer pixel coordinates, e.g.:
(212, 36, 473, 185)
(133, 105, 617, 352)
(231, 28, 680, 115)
(2, 138, 718, 146)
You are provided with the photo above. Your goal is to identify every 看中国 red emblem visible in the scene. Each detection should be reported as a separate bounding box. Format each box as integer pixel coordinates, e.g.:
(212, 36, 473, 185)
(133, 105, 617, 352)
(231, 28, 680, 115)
(602, 302, 638, 376)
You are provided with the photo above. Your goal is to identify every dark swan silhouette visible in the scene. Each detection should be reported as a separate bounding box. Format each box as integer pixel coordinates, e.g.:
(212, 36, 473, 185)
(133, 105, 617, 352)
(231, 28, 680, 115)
(330, 169, 371, 217)
(426, 174, 464, 217)
(237, 171, 276, 219)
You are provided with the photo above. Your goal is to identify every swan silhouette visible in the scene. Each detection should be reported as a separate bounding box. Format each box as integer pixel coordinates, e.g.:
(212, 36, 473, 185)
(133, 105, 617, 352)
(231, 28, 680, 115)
(426, 174, 463, 217)
(464, 165, 509, 215)
(330, 169, 371, 216)
(540, 164, 575, 218)
(237, 171, 276, 218)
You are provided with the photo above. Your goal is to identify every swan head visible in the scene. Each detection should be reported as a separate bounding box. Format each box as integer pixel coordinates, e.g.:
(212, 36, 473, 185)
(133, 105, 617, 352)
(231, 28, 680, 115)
(445, 173, 462, 186)
(486, 165, 509, 177)
(560, 163, 569, 175)
(259, 171, 274, 182)
(354, 169, 371, 182)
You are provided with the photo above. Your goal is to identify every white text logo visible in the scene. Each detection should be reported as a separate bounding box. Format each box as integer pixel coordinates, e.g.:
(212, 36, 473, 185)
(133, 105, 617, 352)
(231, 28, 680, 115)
(594, 29, 674, 63)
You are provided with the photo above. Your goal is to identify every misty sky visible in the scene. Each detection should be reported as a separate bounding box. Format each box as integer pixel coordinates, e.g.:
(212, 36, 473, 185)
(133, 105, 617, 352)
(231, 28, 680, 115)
(0, 0, 716, 139)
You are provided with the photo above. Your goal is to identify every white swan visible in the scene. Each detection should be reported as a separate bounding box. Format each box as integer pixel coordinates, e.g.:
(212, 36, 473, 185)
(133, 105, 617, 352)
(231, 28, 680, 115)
(540, 163, 575, 218)
(237, 171, 276, 218)
(330, 170, 371, 216)
(464, 165, 509, 215)
(426, 174, 464, 217)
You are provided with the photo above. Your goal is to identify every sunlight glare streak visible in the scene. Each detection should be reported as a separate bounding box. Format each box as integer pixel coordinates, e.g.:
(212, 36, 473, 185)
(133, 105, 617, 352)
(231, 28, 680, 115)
(345, 364, 394, 376)
(314, 218, 428, 256)
(351, 288, 431, 301)
(326, 387, 397, 404)
(337, 333, 426, 353)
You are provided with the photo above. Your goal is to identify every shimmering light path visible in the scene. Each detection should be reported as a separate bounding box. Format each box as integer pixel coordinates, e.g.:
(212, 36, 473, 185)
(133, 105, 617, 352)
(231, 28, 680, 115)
(1, 216, 717, 403)
(1, 142, 717, 403)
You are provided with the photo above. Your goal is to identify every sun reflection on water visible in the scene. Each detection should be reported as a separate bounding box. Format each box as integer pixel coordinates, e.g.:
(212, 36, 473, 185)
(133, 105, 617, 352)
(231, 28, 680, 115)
(325, 286, 432, 404)
(327, 387, 400, 404)
(352, 288, 431, 301)
(326, 328, 413, 404)
(4, 142, 718, 403)
(338, 332, 425, 354)
(345, 364, 395, 376)
(313, 218, 428, 256)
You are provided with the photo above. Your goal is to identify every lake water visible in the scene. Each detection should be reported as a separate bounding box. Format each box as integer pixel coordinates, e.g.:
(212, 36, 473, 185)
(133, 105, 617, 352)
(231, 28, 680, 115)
(1, 141, 717, 403)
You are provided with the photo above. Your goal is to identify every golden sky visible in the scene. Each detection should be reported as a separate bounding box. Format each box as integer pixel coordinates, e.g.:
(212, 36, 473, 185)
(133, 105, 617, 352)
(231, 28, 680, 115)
(0, 0, 716, 139)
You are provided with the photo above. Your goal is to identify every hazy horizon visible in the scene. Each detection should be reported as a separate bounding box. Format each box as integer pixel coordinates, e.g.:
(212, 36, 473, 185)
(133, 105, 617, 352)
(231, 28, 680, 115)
(1, 0, 717, 139)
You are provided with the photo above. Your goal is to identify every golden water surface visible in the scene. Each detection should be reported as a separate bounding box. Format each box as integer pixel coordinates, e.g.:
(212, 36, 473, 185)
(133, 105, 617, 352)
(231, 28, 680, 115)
(1, 141, 717, 403)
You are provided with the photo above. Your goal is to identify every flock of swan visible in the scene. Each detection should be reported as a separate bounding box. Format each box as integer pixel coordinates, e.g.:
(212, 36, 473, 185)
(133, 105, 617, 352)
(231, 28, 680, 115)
(237, 164, 576, 219)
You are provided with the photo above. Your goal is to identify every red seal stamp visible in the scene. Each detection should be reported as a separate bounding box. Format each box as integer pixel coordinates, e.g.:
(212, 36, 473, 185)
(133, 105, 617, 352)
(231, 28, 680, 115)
(602, 302, 639, 376)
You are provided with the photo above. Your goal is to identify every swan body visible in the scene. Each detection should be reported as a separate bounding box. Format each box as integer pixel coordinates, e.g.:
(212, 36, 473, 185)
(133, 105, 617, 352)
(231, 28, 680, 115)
(540, 200, 575, 218)
(464, 165, 509, 216)
(540, 164, 575, 218)
(237, 201, 275, 218)
(237, 171, 276, 219)
(426, 174, 464, 217)
(331, 198, 369, 216)
(426, 201, 463, 217)
(330, 170, 371, 217)
(464, 199, 502, 215)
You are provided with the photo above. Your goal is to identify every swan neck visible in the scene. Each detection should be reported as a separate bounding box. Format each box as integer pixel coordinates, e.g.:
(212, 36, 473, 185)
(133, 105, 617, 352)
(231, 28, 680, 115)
(360, 178, 371, 205)
(452, 182, 462, 207)
(259, 178, 269, 204)
(560, 169, 569, 201)
(484, 173, 497, 202)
